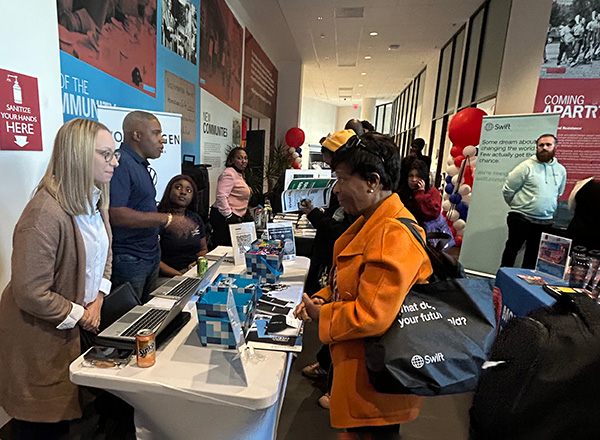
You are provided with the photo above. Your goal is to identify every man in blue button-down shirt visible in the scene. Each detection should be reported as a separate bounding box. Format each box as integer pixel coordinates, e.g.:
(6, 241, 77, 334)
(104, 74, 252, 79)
(109, 111, 195, 302)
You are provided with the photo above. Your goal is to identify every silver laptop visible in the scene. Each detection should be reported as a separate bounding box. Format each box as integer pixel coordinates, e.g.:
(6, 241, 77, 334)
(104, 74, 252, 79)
(98, 254, 226, 342)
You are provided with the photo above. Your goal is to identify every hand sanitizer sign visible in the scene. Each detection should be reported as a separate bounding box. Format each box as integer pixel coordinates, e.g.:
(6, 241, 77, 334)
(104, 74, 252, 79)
(0, 68, 43, 151)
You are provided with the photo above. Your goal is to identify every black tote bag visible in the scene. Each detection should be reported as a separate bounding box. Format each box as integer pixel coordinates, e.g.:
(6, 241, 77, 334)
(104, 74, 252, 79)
(364, 218, 497, 396)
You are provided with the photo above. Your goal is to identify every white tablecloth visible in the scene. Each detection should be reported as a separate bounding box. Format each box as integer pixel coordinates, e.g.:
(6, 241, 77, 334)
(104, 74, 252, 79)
(70, 256, 309, 440)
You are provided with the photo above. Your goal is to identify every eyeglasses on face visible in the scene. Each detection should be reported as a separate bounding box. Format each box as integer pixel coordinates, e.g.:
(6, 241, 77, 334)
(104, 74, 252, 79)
(96, 149, 121, 163)
(344, 135, 386, 164)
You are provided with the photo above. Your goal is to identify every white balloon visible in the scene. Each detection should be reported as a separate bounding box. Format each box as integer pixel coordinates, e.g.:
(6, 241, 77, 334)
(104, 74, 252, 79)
(288, 147, 296, 154)
(455, 228, 464, 237)
(447, 157, 455, 167)
(451, 174, 459, 186)
(463, 145, 477, 157)
(468, 156, 478, 167)
(442, 191, 450, 201)
(458, 184, 472, 196)
(447, 165, 459, 176)
(292, 152, 299, 159)
(295, 157, 302, 164)
(442, 200, 453, 211)
(454, 219, 466, 231)
(447, 210, 460, 222)
(462, 193, 471, 204)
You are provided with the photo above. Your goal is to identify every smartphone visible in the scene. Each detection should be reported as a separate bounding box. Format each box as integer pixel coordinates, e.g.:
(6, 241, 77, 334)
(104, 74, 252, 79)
(84, 346, 134, 364)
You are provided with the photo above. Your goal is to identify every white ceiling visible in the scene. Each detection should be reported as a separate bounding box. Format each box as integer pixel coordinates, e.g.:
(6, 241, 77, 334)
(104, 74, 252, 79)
(238, 0, 485, 105)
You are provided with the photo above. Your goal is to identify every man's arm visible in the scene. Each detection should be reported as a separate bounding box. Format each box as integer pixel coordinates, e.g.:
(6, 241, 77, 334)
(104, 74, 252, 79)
(502, 162, 528, 205)
(110, 207, 196, 237)
(109, 206, 168, 228)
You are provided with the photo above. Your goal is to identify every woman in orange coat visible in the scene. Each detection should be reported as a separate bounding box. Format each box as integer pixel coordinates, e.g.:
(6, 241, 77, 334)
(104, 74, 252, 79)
(295, 133, 432, 433)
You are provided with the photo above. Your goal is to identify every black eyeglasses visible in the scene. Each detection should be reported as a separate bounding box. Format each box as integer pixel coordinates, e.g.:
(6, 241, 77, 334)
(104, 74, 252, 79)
(96, 149, 121, 163)
(344, 135, 386, 164)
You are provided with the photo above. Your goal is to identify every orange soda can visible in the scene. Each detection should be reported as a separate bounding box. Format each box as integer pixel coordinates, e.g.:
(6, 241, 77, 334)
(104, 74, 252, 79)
(136, 329, 156, 367)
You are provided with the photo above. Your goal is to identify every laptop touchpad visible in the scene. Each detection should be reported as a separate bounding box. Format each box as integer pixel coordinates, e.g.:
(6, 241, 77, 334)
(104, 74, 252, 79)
(121, 311, 145, 324)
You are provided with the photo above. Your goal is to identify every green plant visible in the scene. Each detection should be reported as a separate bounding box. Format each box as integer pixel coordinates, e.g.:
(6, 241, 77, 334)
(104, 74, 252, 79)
(265, 137, 292, 191)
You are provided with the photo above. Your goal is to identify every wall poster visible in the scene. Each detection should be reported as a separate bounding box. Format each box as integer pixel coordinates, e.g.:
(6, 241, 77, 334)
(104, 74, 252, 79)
(198, 0, 243, 112)
(536, 0, 600, 198)
(57, 0, 157, 97)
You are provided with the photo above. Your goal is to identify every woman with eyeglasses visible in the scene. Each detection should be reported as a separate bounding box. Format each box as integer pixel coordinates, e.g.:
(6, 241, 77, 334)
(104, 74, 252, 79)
(157, 174, 208, 277)
(294, 133, 432, 433)
(0, 118, 118, 439)
(209, 147, 253, 247)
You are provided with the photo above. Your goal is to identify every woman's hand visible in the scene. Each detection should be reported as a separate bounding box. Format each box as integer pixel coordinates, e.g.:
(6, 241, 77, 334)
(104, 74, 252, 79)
(298, 199, 314, 215)
(293, 293, 322, 322)
(416, 178, 425, 190)
(84, 295, 103, 333)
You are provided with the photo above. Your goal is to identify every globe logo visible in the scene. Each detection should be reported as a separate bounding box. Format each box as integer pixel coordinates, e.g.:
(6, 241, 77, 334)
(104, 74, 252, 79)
(484, 122, 494, 131)
(411, 355, 425, 369)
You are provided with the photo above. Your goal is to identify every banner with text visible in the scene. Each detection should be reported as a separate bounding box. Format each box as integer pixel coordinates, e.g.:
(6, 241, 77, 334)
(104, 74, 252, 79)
(459, 113, 560, 275)
(200, 89, 240, 203)
(0, 68, 42, 151)
(535, 0, 600, 196)
(97, 105, 182, 201)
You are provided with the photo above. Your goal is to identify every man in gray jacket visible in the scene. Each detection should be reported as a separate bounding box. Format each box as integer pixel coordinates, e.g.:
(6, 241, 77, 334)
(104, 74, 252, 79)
(501, 134, 567, 268)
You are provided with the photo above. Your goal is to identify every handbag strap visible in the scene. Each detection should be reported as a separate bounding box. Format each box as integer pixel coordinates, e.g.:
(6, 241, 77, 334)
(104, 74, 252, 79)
(396, 217, 427, 250)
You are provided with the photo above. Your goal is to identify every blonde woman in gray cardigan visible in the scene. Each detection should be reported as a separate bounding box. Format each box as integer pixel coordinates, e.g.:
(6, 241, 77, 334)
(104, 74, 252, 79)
(0, 118, 119, 439)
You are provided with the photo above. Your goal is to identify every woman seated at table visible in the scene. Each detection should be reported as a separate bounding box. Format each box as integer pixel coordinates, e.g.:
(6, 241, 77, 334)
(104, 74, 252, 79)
(0, 118, 118, 439)
(294, 133, 433, 433)
(209, 147, 253, 247)
(397, 157, 441, 226)
(158, 174, 208, 277)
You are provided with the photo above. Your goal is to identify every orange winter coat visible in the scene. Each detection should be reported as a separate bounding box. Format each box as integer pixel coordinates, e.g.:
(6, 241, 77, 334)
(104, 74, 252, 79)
(317, 193, 432, 429)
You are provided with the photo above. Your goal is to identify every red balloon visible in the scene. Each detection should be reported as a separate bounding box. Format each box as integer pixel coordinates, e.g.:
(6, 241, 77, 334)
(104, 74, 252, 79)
(450, 226, 457, 236)
(463, 165, 474, 187)
(450, 145, 464, 158)
(448, 108, 487, 147)
(285, 127, 305, 148)
(292, 162, 301, 169)
(442, 211, 447, 219)
(454, 155, 465, 168)
(447, 219, 453, 227)
(455, 235, 463, 247)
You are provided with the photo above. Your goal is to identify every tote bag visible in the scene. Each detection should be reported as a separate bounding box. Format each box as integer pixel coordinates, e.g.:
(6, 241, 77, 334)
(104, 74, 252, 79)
(364, 218, 496, 396)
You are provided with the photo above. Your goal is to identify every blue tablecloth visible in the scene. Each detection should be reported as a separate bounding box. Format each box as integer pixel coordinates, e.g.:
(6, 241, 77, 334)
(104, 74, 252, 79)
(495, 267, 567, 329)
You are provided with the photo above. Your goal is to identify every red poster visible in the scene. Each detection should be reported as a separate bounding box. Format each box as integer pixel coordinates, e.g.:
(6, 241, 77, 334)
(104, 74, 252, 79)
(535, 2, 600, 198)
(243, 30, 278, 119)
(0, 69, 43, 151)
(198, 0, 243, 111)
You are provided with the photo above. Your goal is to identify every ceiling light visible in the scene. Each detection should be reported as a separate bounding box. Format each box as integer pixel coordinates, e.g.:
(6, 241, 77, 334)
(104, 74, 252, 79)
(317, 16, 323, 20)
(361, 72, 367, 76)
(364, 56, 371, 60)
(369, 32, 378, 36)
(358, 84, 363, 87)
(320, 34, 325, 39)
(324, 56, 330, 60)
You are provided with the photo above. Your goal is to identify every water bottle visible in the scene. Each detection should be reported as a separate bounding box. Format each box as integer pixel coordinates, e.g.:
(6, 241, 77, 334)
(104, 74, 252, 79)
(264, 198, 273, 224)
(569, 246, 589, 288)
(584, 249, 600, 293)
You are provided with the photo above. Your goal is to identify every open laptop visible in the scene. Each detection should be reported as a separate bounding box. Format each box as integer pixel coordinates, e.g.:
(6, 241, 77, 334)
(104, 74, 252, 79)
(150, 254, 227, 299)
(98, 254, 226, 343)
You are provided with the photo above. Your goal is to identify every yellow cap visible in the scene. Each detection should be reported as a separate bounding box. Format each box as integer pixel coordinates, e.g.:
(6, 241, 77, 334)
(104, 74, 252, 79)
(322, 129, 356, 152)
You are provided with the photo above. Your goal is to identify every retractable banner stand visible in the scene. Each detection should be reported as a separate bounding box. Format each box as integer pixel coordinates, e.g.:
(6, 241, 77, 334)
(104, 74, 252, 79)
(459, 113, 560, 276)
(97, 105, 182, 201)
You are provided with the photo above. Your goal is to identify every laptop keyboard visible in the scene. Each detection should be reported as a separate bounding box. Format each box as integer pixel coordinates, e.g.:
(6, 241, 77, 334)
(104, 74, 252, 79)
(120, 308, 170, 338)
(162, 277, 202, 298)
